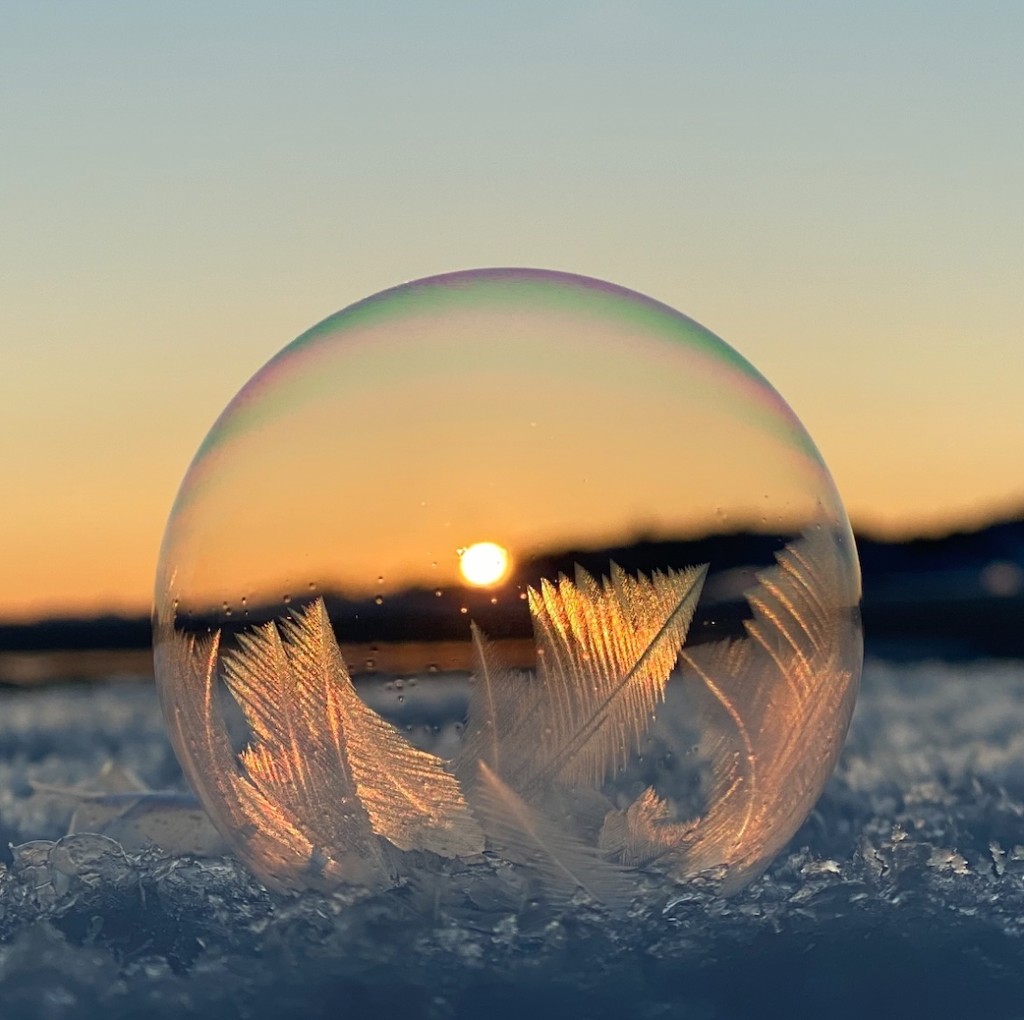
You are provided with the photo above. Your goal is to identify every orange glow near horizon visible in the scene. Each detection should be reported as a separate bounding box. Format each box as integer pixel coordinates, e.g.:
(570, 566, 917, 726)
(2, 487, 1023, 624)
(3, 6, 1023, 624)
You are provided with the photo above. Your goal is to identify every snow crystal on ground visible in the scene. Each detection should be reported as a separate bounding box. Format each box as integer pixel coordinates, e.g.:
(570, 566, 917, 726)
(0, 660, 1023, 1019)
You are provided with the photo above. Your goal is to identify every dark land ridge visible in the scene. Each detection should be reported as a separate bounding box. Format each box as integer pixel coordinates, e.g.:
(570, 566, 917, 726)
(3, 512, 1023, 664)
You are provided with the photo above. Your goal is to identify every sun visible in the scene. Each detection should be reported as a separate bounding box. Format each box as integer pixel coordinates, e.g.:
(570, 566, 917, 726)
(459, 542, 511, 587)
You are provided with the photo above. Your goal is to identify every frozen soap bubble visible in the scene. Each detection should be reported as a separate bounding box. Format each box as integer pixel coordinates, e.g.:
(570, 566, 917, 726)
(154, 268, 862, 903)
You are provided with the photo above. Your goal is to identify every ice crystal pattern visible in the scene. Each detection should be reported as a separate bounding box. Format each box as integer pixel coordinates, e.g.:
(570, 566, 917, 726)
(158, 528, 854, 902)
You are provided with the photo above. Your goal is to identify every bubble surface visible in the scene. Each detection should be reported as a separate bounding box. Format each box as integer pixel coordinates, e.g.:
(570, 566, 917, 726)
(155, 268, 862, 902)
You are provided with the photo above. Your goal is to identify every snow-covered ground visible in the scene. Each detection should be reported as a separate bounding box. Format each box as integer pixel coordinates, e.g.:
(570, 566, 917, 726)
(0, 659, 1023, 1019)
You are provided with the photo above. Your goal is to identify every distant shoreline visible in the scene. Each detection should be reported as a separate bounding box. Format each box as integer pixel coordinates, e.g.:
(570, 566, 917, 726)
(3, 513, 1022, 670)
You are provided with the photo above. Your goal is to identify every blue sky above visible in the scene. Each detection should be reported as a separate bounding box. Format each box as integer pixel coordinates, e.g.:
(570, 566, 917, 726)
(1, 1, 1022, 615)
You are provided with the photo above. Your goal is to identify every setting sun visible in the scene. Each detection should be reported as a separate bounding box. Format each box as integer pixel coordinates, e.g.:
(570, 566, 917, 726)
(459, 542, 511, 587)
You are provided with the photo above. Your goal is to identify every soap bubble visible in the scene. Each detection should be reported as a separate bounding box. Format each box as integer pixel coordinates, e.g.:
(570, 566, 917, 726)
(154, 268, 861, 903)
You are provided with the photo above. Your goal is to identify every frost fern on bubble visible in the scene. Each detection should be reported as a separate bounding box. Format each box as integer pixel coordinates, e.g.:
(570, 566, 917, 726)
(159, 528, 853, 903)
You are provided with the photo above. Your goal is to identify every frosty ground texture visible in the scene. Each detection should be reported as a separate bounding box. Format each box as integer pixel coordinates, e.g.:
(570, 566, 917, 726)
(0, 660, 1023, 1019)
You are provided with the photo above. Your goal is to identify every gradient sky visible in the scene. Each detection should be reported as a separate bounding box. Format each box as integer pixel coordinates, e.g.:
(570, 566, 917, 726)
(2, 2, 1022, 620)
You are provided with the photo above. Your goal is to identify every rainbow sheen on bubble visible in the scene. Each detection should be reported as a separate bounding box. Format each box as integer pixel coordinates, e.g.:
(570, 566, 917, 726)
(154, 268, 862, 902)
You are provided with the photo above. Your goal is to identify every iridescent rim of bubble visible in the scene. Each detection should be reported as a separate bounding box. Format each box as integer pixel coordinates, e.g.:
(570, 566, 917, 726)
(169, 268, 829, 521)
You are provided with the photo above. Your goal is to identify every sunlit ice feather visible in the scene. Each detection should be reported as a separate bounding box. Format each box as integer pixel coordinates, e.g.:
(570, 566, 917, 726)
(219, 612, 392, 885)
(161, 597, 482, 891)
(677, 527, 859, 892)
(526, 562, 707, 789)
(277, 600, 484, 858)
(217, 614, 391, 884)
(225, 622, 323, 812)
(157, 624, 330, 892)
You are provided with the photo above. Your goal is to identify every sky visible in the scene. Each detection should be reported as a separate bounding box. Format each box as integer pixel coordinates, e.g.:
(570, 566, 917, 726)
(1, 1, 1022, 621)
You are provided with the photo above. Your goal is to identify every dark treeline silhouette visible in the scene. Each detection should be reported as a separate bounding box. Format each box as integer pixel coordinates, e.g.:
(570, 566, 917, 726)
(0, 615, 152, 654)
(2, 513, 1022, 660)
(157, 530, 793, 649)
(857, 514, 1024, 659)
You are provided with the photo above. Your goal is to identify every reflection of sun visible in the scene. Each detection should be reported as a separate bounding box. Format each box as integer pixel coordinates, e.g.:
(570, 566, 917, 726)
(459, 542, 510, 587)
